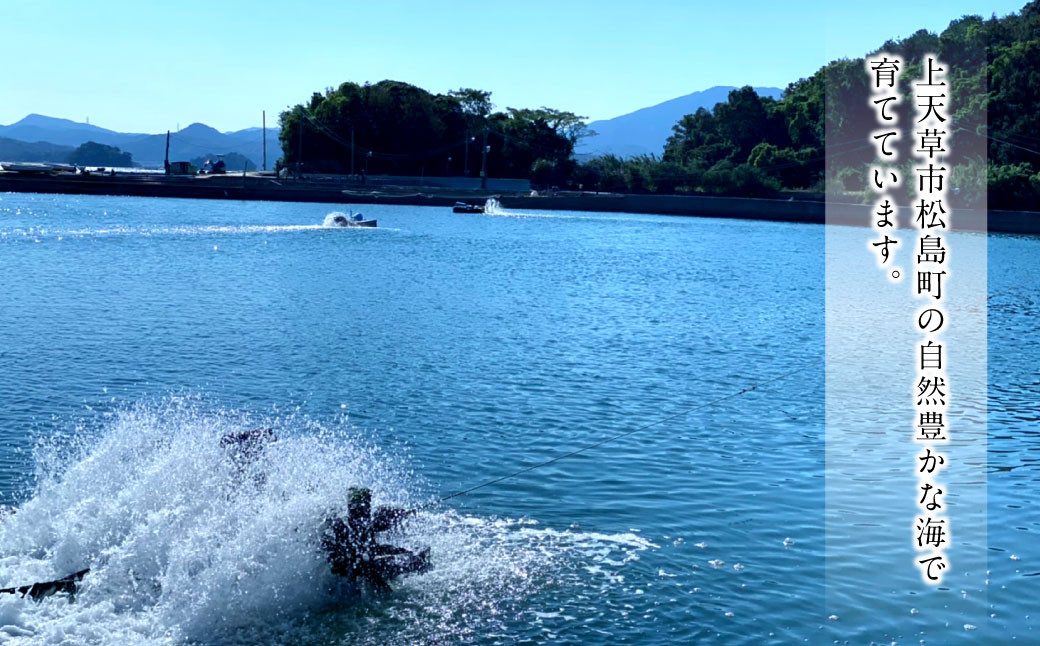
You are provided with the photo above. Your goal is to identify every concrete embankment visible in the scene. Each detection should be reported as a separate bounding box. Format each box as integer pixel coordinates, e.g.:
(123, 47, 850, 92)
(0, 173, 1035, 234)
(502, 193, 824, 223)
(502, 193, 1035, 234)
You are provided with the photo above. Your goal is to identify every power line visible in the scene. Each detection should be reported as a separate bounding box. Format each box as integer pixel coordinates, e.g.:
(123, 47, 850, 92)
(957, 126, 1040, 158)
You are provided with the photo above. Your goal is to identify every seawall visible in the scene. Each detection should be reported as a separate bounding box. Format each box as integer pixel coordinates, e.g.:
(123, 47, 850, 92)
(0, 173, 1035, 235)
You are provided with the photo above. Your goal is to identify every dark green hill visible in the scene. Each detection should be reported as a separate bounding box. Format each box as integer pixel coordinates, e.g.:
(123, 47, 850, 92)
(571, 0, 1040, 209)
(0, 137, 74, 163)
(68, 142, 134, 167)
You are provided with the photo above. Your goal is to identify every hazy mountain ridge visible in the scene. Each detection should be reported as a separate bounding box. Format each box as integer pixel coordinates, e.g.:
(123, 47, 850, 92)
(0, 136, 74, 163)
(0, 113, 139, 148)
(578, 86, 783, 158)
(1, 87, 784, 167)
(0, 115, 268, 168)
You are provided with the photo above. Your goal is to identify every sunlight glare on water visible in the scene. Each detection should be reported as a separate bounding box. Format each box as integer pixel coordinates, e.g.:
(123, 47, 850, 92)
(0, 193, 1036, 644)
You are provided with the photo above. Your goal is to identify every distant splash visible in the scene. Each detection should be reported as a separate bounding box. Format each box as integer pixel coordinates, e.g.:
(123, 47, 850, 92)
(0, 398, 654, 645)
(483, 198, 504, 215)
(473, 197, 533, 219)
(323, 211, 347, 227)
(477, 198, 665, 224)
(0, 212, 382, 241)
(1, 223, 327, 240)
(322, 211, 365, 227)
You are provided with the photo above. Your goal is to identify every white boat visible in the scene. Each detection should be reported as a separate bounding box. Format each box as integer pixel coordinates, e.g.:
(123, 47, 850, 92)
(0, 162, 54, 174)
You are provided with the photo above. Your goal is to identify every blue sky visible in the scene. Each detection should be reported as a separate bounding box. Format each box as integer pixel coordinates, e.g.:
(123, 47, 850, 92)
(0, 0, 1028, 133)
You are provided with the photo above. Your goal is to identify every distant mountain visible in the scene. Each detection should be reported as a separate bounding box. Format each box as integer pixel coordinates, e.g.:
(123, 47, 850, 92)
(0, 115, 271, 169)
(2, 92, 788, 166)
(118, 123, 270, 169)
(0, 136, 74, 163)
(577, 86, 783, 158)
(0, 114, 139, 148)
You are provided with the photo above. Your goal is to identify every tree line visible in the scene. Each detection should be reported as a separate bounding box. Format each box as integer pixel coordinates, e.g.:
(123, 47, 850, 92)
(280, 0, 1040, 209)
(279, 81, 586, 184)
(571, 0, 1040, 208)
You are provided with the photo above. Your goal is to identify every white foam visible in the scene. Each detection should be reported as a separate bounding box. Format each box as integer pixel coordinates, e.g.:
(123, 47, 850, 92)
(0, 398, 655, 644)
(3, 224, 327, 240)
(483, 198, 504, 215)
(322, 211, 350, 227)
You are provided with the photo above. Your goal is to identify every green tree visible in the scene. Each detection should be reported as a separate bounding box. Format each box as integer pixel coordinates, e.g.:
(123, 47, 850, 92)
(67, 141, 133, 167)
(279, 80, 583, 179)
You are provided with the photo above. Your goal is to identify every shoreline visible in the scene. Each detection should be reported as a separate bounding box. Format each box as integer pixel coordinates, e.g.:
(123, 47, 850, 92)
(1, 173, 1036, 235)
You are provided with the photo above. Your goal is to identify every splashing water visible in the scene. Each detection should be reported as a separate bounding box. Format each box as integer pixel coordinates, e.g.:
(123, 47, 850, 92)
(0, 399, 653, 645)
(323, 212, 352, 228)
(483, 198, 503, 215)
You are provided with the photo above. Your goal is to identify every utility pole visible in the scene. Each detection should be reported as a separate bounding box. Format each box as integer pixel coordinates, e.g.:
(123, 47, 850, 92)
(362, 150, 372, 184)
(350, 126, 355, 176)
(480, 129, 489, 190)
(164, 130, 170, 175)
(262, 111, 267, 171)
(297, 119, 303, 180)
